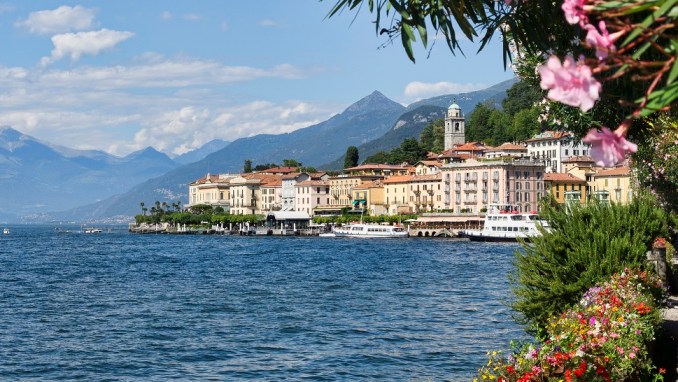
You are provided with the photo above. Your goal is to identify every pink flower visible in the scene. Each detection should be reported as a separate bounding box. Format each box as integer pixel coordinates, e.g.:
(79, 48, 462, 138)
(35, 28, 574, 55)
(582, 126, 638, 167)
(562, 0, 588, 25)
(584, 21, 622, 60)
(538, 55, 602, 112)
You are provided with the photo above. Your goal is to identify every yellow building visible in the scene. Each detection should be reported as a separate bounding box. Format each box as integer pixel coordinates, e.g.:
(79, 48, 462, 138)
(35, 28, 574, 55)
(188, 173, 237, 209)
(384, 175, 415, 215)
(544, 172, 587, 205)
(589, 166, 633, 204)
(351, 180, 386, 215)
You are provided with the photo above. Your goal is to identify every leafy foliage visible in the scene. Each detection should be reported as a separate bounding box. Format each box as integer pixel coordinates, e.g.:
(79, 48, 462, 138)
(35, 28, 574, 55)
(419, 118, 445, 153)
(362, 123, 437, 164)
(511, 194, 672, 336)
(344, 146, 359, 168)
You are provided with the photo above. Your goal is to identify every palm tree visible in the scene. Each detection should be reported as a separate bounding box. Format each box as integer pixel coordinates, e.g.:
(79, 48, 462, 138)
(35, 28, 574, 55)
(140, 202, 146, 216)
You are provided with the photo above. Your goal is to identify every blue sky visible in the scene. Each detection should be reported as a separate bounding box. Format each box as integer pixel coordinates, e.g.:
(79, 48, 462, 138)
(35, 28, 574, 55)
(0, 1, 515, 157)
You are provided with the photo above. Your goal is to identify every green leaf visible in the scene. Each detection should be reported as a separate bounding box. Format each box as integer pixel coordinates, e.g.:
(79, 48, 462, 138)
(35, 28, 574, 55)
(401, 23, 416, 62)
(638, 82, 678, 117)
(621, 0, 678, 47)
(669, 40, 678, 85)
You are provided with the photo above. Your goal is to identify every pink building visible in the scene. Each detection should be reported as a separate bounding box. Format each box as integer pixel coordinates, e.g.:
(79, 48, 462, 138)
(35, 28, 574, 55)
(441, 159, 546, 214)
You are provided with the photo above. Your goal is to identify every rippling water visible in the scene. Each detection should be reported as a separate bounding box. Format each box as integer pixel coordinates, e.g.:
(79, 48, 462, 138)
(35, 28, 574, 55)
(0, 226, 526, 381)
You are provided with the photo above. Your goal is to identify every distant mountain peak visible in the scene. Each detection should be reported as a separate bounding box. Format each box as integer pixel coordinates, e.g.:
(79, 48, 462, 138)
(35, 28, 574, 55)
(344, 90, 404, 115)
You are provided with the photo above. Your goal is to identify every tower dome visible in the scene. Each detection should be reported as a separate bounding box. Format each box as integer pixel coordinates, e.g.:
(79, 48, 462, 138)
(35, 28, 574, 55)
(448, 102, 460, 110)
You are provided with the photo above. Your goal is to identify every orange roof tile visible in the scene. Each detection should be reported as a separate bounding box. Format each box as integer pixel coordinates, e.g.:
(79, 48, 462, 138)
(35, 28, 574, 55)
(594, 166, 630, 177)
(544, 172, 586, 183)
(383, 175, 414, 184)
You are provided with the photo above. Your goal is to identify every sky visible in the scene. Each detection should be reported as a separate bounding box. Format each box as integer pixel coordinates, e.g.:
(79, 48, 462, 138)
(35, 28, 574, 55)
(0, 1, 515, 157)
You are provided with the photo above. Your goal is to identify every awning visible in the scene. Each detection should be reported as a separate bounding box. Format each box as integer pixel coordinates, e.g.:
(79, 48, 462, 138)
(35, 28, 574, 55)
(415, 216, 483, 223)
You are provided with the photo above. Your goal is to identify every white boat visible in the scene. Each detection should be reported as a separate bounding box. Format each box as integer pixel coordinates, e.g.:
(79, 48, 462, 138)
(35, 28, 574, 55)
(333, 223, 409, 238)
(459, 204, 548, 242)
(2, 227, 9, 235)
(83, 227, 103, 234)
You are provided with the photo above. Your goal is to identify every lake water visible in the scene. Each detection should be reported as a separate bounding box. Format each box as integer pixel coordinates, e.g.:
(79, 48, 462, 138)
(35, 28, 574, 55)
(0, 226, 526, 381)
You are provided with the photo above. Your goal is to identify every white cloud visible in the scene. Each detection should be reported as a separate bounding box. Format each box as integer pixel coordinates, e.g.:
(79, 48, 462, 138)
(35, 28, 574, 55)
(161, 11, 173, 20)
(41, 60, 308, 88)
(16, 5, 96, 35)
(403, 81, 487, 102)
(40, 28, 134, 65)
(130, 101, 330, 156)
(259, 19, 281, 27)
(183, 13, 201, 21)
(0, 59, 334, 157)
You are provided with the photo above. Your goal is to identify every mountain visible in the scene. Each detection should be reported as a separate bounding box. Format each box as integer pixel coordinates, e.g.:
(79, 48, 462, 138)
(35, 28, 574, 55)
(54, 91, 406, 220)
(0, 126, 179, 218)
(174, 139, 231, 165)
(199, 90, 405, 172)
(321, 79, 517, 168)
(53, 80, 515, 221)
(405, 78, 516, 111)
(321, 105, 447, 169)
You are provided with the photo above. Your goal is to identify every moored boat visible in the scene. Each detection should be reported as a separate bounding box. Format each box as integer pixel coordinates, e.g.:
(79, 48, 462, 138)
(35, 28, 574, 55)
(333, 223, 409, 238)
(459, 204, 548, 242)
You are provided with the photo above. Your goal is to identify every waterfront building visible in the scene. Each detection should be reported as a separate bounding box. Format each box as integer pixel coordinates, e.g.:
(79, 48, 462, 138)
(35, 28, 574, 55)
(342, 163, 413, 177)
(444, 101, 465, 150)
(254, 166, 300, 175)
(295, 179, 331, 216)
(441, 158, 546, 214)
(449, 142, 491, 158)
(281, 172, 310, 211)
(589, 166, 633, 204)
(384, 175, 415, 215)
(229, 173, 280, 215)
(350, 180, 387, 215)
(408, 173, 444, 213)
(414, 160, 443, 175)
(328, 174, 383, 210)
(526, 131, 590, 172)
(259, 177, 282, 212)
(544, 172, 587, 205)
(187, 173, 239, 210)
(483, 142, 529, 159)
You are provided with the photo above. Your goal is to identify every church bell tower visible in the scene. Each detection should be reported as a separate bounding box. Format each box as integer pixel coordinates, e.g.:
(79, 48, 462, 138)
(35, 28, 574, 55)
(444, 100, 465, 150)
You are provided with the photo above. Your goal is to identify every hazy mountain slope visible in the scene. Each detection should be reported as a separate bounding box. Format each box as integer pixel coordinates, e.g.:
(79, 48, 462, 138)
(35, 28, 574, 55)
(321, 105, 447, 169)
(0, 127, 178, 217)
(174, 139, 231, 165)
(55, 91, 406, 220)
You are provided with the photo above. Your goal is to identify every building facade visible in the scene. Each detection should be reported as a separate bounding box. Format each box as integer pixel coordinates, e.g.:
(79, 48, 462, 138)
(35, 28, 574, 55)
(444, 102, 465, 150)
(590, 166, 633, 204)
(526, 131, 590, 172)
(544, 172, 587, 205)
(441, 158, 546, 214)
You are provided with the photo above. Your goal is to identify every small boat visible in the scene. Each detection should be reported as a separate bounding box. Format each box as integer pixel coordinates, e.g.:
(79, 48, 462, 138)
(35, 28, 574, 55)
(2, 227, 9, 235)
(318, 232, 337, 237)
(333, 223, 409, 238)
(459, 204, 548, 242)
(82, 227, 103, 234)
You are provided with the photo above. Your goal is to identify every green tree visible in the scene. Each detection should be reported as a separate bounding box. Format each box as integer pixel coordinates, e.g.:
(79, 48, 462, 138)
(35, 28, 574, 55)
(508, 107, 541, 142)
(419, 118, 445, 153)
(282, 159, 302, 167)
(344, 146, 359, 168)
(511, 195, 672, 337)
(362, 151, 390, 164)
(502, 80, 542, 117)
(466, 102, 495, 143)
(243, 159, 252, 173)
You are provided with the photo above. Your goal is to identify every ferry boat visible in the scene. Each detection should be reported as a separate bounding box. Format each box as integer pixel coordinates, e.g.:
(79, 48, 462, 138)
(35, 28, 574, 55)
(332, 223, 409, 238)
(82, 227, 103, 234)
(459, 204, 548, 242)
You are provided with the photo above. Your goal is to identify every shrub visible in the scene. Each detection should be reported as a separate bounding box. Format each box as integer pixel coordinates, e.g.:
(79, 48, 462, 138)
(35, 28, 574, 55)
(511, 194, 671, 336)
(476, 269, 666, 381)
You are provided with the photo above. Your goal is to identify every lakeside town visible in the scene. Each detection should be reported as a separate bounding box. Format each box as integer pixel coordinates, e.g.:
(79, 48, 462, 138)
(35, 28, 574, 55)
(130, 102, 631, 236)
